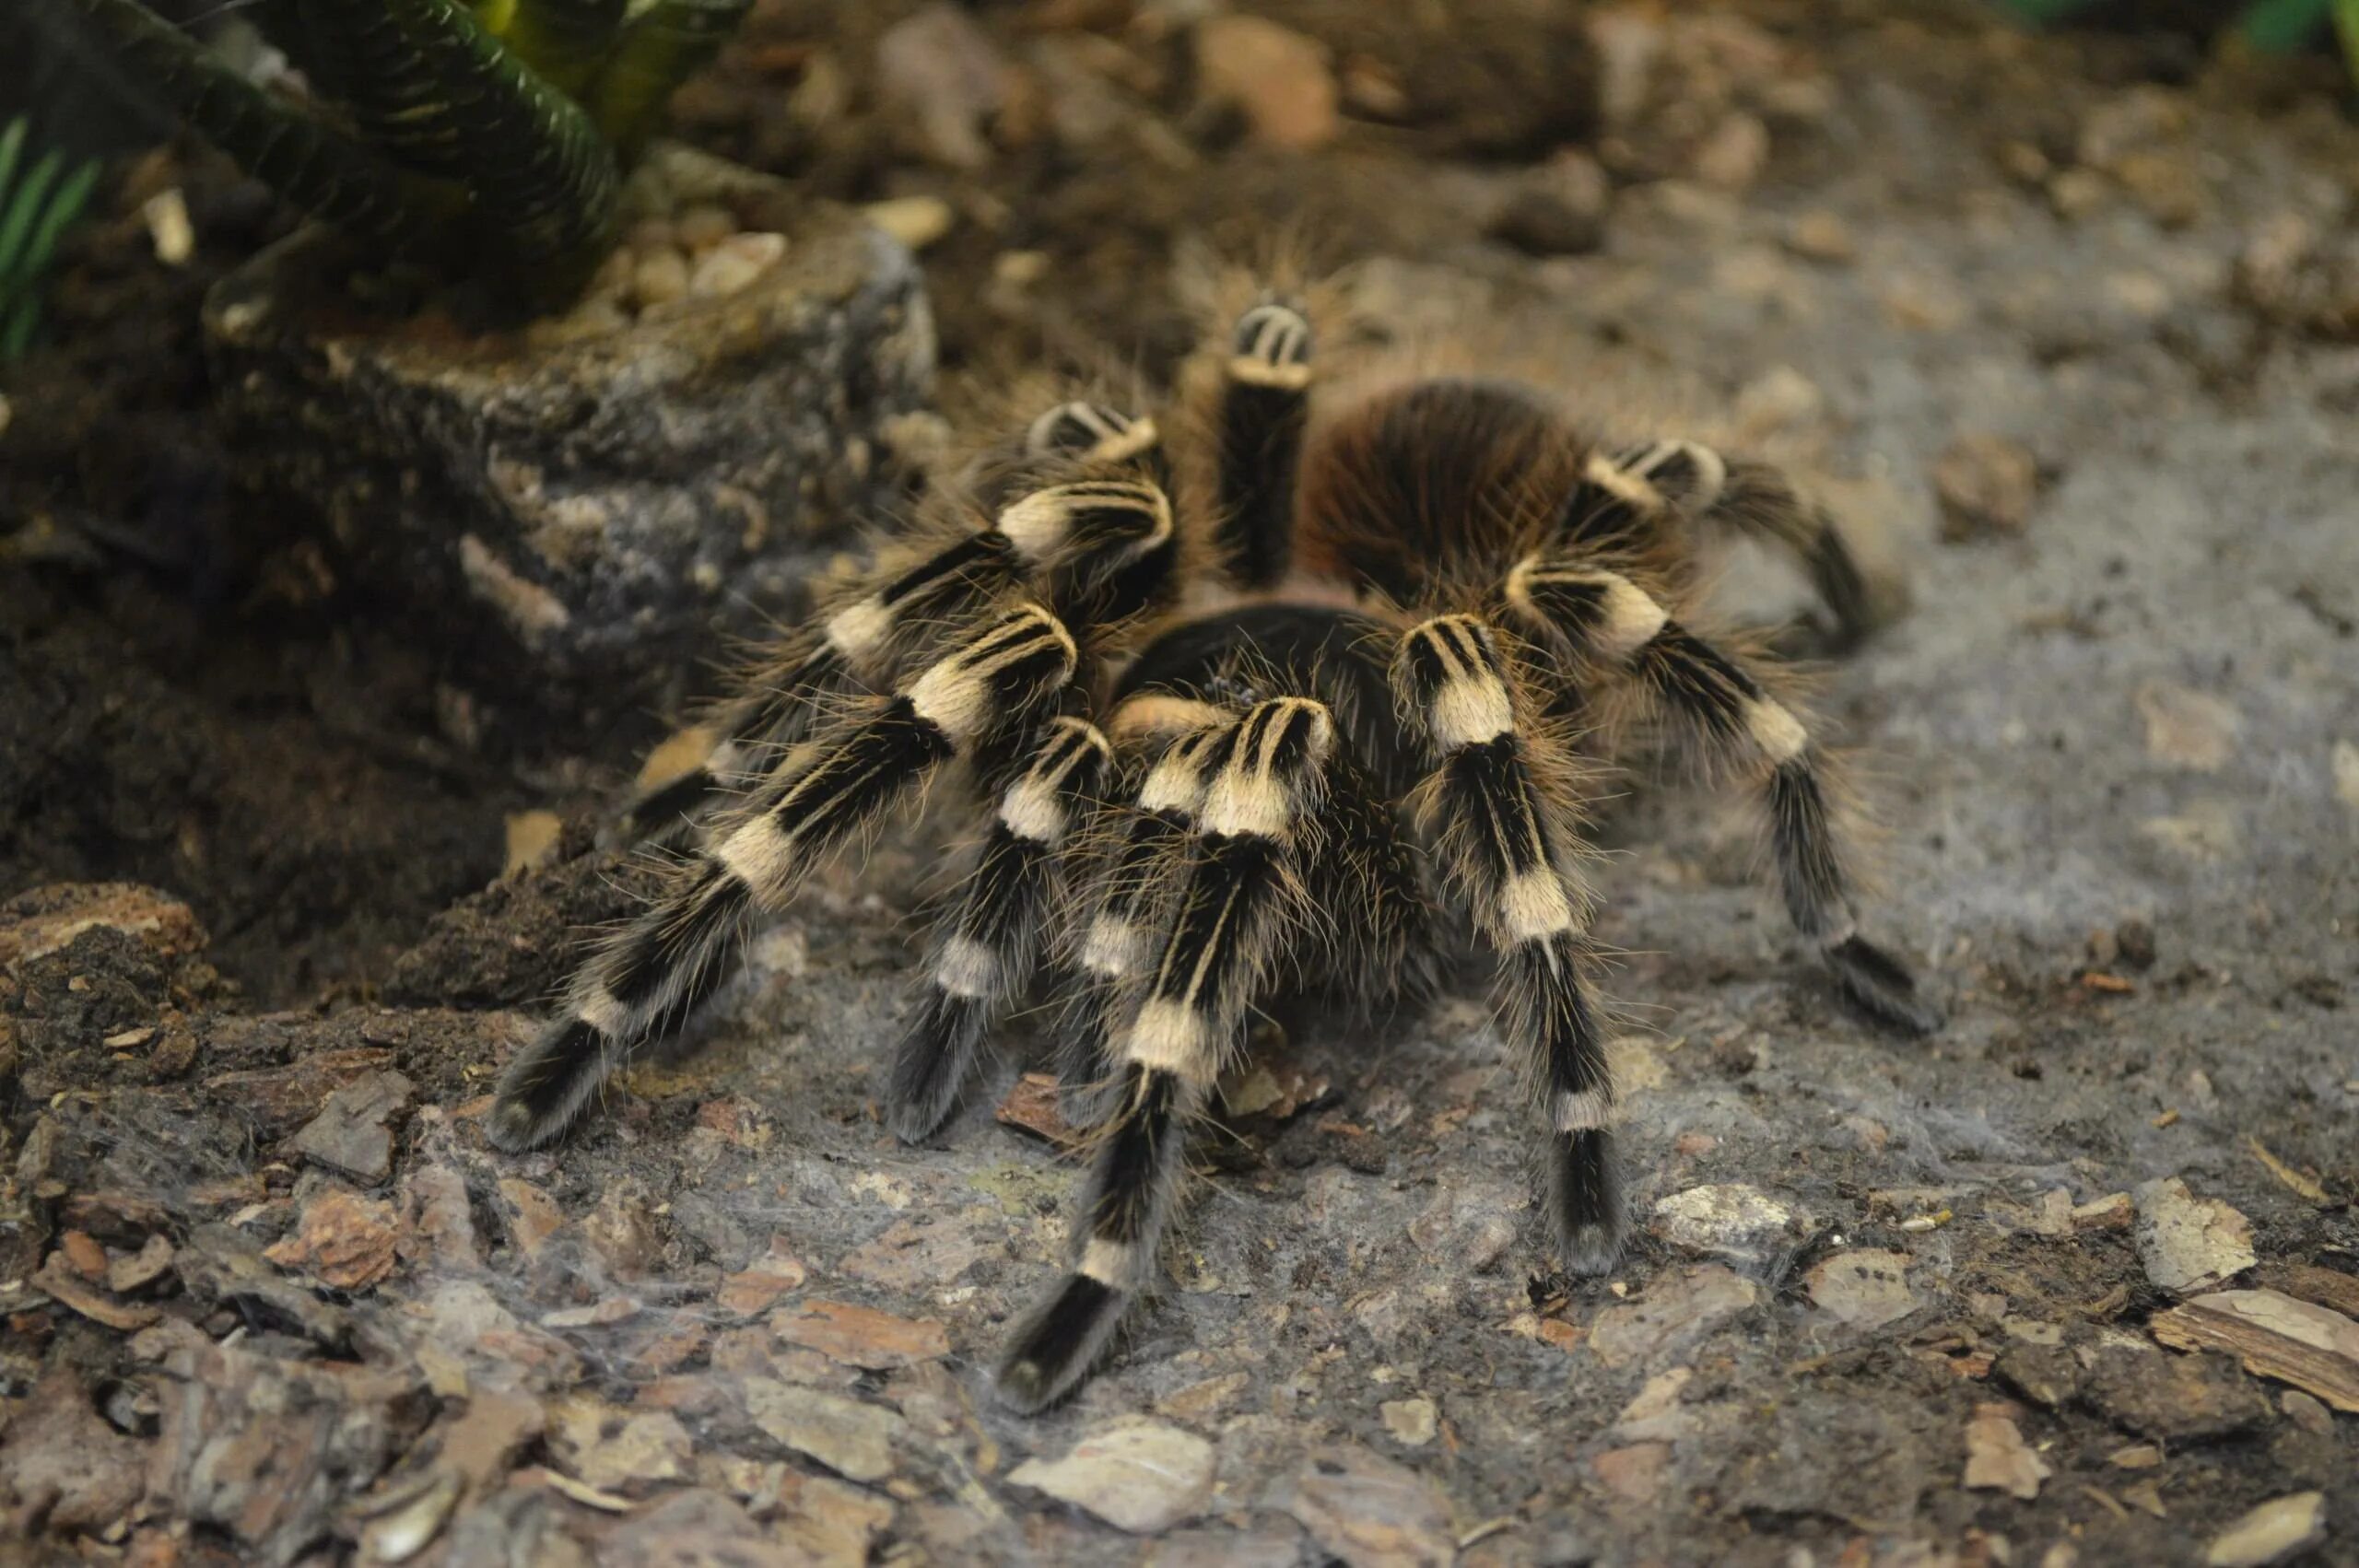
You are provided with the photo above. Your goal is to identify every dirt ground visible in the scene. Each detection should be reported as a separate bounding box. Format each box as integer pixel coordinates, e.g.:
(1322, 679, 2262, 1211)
(3, 2, 2357, 1564)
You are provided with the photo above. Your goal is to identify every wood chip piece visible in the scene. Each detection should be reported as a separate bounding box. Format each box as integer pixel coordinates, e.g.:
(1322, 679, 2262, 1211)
(1007, 1420, 1215, 1534)
(2134, 1177, 2256, 1293)
(2151, 1290, 2359, 1412)
(2247, 1138, 2329, 1203)
(1963, 1404, 2051, 1500)
(1285, 1444, 1454, 1568)
(742, 1379, 905, 1482)
(992, 1072, 1074, 1143)
(264, 1189, 402, 1292)
(716, 1239, 808, 1316)
(30, 1254, 158, 1330)
(769, 1299, 950, 1369)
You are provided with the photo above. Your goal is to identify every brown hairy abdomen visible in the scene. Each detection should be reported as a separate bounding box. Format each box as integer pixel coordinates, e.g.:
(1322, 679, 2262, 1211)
(1295, 378, 1586, 603)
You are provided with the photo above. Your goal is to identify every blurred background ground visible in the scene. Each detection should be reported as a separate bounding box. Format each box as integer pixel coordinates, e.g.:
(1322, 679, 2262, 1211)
(2, 2, 2356, 1564)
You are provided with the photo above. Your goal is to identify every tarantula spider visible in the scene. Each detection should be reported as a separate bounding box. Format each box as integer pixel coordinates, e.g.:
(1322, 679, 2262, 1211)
(488, 288, 1939, 1410)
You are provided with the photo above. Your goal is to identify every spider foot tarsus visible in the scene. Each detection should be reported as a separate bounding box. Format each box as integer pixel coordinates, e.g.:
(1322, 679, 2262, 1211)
(1825, 930, 1941, 1036)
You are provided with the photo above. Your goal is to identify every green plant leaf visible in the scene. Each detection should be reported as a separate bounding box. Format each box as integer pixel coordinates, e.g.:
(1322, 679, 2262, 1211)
(0, 148, 68, 282)
(588, 0, 752, 159)
(2239, 0, 2332, 53)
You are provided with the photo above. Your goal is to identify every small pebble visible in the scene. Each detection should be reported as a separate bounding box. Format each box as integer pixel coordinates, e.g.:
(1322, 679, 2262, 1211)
(1785, 208, 1856, 263)
(2205, 1492, 2326, 1567)
(1933, 432, 2039, 540)
(863, 195, 955, 252)
(633, 250, 692, 309)
(675, 204, 735, 252)
(688, 233, 787, 298)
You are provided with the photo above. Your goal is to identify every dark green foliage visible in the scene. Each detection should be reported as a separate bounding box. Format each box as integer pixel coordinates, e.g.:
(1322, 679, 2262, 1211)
(1989, 0, 2359, 86)
(59, 0, 754, 304)
(0, 117, 104, 359)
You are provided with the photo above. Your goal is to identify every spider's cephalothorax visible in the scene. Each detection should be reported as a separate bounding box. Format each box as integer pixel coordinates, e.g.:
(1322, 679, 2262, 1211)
(487, 291, 1939, 1410)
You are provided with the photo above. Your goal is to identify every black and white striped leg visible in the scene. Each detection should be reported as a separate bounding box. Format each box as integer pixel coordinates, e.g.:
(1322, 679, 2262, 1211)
(886, 717, 1112, 1142)
(1051, 706, 1238, 1127)
(1612, 439, 1877, 650)
(616, 468, 1172, 845)
(997, 698, 1334, 1411)
(489, 605, 1080, 1153)
(1393, 615, 1624, 1273)
(1215, 300, 1314, 589)
(1505, 561, 1938, 1035)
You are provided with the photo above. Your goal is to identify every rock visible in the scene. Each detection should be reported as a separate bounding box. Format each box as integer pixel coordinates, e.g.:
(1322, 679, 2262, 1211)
(202, 146, 933, 739)
(1285, 1444, 1455, 1568)
(863, 195, 954, 252)
(769, 1299, 950, 1370)
(1650, 1184, 1803, 1263)
(1256, 0, 1598, 157)
(1803, 1248, 1919, 1328)
(287, 1069, 415, 1184)
(742, 1379, 905, 1483)
(2136, 682, 2240, 772)
(1785, 209, 1857, 263)
(1195, 17, 1341, 151)
(1008, 1420, 1216, 1534)
(1380, 1396, 1438, 1447)
(1592, 1441, 1672, 1505)
(675, 205, 734, 252)
(877, 5, 1009, 170)
(264, 1188, 402, 1291)
(1590, 1265, 1759, 1367)
(2282, 1389, 2334, 1436)
(2206, 1492, 2327, 1567)
(1963, 1404, 2050, 1500)
(630, 248, 690, 309)
(2151, 1290, 2359, 1414)
(2135, 1178, 2257, 1294)
(2235, 212, 2359, 339)
(1692, 111, 1768, 191)
(0, 883, 206, 972)
(1933, 433, 2040, 541)
(1485, 154, 1611, 257)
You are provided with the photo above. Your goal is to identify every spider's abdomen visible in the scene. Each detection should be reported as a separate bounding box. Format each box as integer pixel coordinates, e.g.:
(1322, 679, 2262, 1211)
(1295, 377, 1588, 603)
